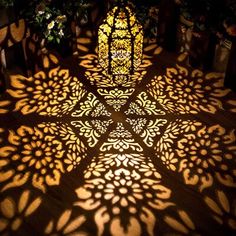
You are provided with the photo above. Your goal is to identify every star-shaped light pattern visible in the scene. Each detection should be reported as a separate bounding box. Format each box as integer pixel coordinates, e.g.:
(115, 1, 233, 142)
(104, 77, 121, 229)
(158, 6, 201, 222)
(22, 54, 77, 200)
(0, 30, 236, 235)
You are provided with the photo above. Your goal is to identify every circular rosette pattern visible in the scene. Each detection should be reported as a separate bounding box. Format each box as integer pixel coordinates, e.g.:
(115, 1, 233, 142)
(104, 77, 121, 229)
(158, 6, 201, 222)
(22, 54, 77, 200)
(7, 67, 86, 117)
(0, 123, 86, 193)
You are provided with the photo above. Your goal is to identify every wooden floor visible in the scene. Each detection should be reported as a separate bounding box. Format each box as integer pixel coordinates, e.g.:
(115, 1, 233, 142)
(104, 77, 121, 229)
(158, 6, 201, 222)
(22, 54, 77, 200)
(0, 32, 236, 235)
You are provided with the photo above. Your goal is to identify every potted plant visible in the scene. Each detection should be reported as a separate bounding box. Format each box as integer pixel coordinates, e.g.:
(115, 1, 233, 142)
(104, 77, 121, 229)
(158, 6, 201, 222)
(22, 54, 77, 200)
(23, 1, 70, 48)
(21, 0, 91, 57)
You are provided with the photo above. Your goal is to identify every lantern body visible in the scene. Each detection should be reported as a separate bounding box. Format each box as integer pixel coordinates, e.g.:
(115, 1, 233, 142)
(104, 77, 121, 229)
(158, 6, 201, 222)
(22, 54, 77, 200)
(98, 5, 143, 77)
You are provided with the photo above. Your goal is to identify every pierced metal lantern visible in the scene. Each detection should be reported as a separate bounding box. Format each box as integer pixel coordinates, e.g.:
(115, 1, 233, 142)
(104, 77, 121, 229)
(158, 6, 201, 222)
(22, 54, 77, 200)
(98, 3, 143, 78)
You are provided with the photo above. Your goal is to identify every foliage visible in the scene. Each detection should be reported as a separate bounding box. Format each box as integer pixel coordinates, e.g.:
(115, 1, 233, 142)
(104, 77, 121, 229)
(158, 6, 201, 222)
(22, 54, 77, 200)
(179, 0, 213, 31)
(179, 0, 236, 35)
(21, 0, 91, 44)
(0, 0, 15, 8)
(22, 1, 67, 44)
(133, 1, 159, 39)
(65, 0, 91, 24)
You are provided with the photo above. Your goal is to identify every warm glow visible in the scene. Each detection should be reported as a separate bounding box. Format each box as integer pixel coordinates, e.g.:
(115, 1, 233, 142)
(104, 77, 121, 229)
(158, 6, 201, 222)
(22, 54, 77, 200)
(0, 26, 236, 235)
(98, 4, 143, 82)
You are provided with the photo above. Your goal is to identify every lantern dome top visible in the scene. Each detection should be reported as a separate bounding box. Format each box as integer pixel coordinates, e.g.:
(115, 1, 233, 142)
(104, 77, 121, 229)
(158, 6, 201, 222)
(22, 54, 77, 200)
(101, 4, 142, 36)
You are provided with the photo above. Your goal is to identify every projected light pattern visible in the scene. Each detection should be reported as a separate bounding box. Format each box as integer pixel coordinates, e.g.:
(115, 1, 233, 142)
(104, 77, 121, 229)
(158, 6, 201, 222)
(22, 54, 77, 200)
(0, 37, 236, 235)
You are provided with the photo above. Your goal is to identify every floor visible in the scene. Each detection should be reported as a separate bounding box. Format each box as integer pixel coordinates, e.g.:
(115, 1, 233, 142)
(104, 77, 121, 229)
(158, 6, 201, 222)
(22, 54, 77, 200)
(0, 30, 236, 236)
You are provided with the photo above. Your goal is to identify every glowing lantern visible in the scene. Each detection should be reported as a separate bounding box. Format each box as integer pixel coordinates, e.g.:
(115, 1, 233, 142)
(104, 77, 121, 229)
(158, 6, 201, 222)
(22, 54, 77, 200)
(98, 2, 143, 82)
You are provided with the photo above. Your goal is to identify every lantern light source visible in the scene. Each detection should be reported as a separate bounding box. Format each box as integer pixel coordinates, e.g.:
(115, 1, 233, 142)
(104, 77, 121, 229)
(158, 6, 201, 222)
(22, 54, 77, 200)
(98, 1, 143, 83)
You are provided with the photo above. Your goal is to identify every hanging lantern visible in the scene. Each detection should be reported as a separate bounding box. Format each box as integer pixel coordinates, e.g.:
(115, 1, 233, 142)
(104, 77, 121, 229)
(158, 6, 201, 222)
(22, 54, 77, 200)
(98, 2, 143, 81)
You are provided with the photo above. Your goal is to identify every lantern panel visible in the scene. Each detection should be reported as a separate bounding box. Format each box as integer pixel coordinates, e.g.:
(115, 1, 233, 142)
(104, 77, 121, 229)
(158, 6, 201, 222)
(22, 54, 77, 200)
(98, 4, 143, 78)
(134, 31, 143, 69)
(98, 29, 109, 69)
(111, 38, 132, 75)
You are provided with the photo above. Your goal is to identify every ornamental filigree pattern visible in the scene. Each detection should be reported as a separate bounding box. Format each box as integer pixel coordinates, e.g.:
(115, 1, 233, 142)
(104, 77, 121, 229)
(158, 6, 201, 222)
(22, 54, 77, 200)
(0, 125, 65, 193)
(7, 67, 86, 117)
(126, 118, 147, 134)
(135, 92, 166, 115)
(147, 65, 230, 114)
(98, 88, 134, 111)
(100, 123, 143, 152)
(176, 125, 236, 191)
(74, 150, 175, 235)
(80, 53, 152, 87)
(0, 35, 236, 235)
(71, 121, 101, 148)
(71, 93, 111, 118)
(140, 119, 167, 147)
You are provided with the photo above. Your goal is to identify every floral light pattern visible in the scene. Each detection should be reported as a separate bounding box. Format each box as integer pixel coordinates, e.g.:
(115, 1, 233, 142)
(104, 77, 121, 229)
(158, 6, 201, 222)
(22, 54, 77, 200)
(0, 122, 86, 193)
(147, 65, 230, 114)
(74, 153, 175, 235)
(98, 88, 135, 111)
(204, 190, 236, 230)
(177, 125, 236, 189)
(0, 125, 64, 192)
(7, 67, 86, 117)
(44, 209, 86, 235)
(0, 190, 41, 234)
(0, 37, 235, 235)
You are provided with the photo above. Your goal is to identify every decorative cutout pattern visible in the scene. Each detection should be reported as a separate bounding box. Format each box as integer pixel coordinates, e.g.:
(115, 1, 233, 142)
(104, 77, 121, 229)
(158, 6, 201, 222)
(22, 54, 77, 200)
(0, 39, 236, 235)
(147, 65, 230, 114)
(155, 120, 236, 192)
(80, 53, 152, 87)
(204, 190, 236, 230)
(100, 123, 143, 152)
(44, 209, 86, 235)
(141, 119, 167, 147)
(0, 190, 41, 233)
(98, 88, 135, 111)
(7, 67, 86, 117)
(72, 93, 111, 118)
(0, 125, 64, 193)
